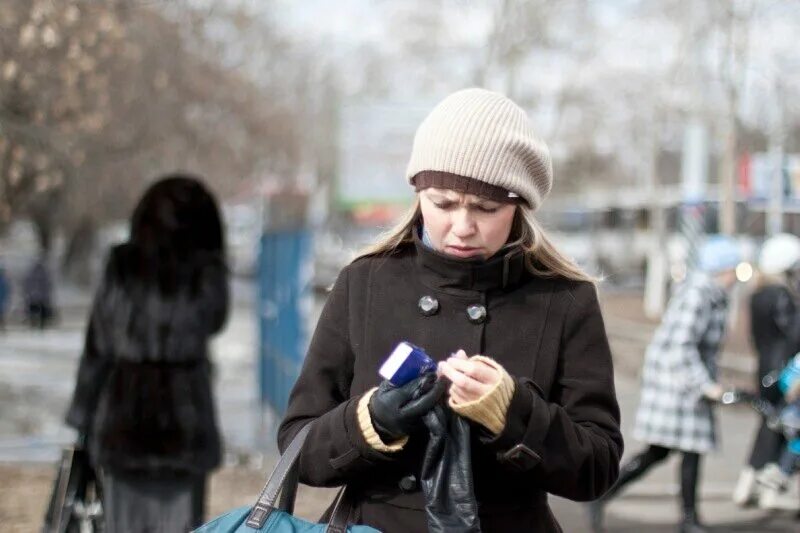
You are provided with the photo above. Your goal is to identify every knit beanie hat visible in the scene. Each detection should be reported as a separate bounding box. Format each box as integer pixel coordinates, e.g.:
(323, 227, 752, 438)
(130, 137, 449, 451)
(697, 235, 741, 274)
(406, 88, 553, 210)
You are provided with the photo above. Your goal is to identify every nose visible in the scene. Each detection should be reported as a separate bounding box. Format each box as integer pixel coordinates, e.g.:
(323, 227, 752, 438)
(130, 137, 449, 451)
(450, 208, 476, 239)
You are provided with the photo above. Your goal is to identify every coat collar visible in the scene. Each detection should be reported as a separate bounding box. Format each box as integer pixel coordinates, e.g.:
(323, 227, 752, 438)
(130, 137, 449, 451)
(690, 272, 729, 306)
(412, 229, 527, 292)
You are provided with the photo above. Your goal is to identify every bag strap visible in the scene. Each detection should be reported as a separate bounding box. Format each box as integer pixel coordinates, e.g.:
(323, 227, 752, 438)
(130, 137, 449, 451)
(245, 423, 312, 528)
(277, 456, 300, 513)
(245, 423, 356, 530)
(325, 486, 355, 533)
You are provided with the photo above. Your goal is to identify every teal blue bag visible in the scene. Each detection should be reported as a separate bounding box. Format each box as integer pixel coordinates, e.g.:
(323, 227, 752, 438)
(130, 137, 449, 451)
(195, 424, 380, 533)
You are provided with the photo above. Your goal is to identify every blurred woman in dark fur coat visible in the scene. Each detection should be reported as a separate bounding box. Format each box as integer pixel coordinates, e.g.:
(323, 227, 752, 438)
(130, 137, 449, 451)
(66, 174, 229, 532)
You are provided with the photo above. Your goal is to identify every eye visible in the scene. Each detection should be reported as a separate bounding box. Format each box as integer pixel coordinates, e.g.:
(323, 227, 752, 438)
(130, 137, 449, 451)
(433, 201, 454, 210)
(474, 205, 499, 213)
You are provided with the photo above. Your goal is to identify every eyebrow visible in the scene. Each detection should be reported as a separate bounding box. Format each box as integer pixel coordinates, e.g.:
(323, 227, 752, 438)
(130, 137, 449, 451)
(427, 193, 500, 208)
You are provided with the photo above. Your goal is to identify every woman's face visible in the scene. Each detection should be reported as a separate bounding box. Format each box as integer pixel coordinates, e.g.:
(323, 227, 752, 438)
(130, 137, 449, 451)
(419, 188, 517, 259)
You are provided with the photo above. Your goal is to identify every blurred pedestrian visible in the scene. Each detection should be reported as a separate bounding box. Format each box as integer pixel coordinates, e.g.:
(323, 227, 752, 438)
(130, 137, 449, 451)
(65, 174, 229, 532)
(62, 215, 99, 288)
(755, 353, 800, 512)
(23, 252, 54, 329)
(588, 235, 742, 533)
(0, 260, 9, 330)
(733, 233, 800, 509)
(278, 88, 623, 532)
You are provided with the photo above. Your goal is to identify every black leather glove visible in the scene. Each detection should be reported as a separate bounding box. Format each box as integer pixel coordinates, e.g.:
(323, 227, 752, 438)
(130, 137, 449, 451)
(421, 405, 481, 533)
(368, 372, 447, 442)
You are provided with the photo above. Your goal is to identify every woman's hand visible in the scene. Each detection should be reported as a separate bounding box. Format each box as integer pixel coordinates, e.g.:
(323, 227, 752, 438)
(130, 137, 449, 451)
(702, 382, 725, 402)
(368, 372, 447, 441)
(438, 349, 502, 404)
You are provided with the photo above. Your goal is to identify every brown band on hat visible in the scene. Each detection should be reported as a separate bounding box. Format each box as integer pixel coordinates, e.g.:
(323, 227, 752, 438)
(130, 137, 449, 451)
(411, 171, 526, 206)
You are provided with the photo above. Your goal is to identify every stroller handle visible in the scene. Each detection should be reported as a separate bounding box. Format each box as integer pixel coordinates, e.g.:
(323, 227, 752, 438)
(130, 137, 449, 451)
(720, 389, 756, 405)
(719, 389, 778, 418)
(718, 388, 797, 438)
(761, 371, 781, 389)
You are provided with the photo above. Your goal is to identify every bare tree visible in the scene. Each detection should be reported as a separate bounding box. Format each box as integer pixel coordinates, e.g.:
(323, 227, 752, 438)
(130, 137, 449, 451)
(0, 0, 317, 255)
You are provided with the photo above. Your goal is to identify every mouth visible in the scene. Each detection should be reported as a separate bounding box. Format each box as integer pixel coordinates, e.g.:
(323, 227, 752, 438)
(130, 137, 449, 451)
(445, 245, 483, 258)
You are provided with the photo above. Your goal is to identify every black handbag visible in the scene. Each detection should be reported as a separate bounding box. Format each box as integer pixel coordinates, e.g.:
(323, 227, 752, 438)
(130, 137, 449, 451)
(42, 444, 104, 533)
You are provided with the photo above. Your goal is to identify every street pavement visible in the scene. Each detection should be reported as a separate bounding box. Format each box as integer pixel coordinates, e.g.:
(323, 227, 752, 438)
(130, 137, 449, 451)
(1, 283, 798, 531)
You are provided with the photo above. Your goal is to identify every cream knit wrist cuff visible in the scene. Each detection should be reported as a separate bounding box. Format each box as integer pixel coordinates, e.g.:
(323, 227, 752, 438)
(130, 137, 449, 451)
(356, 388, 408, 452)
(449, 356, 515, 435)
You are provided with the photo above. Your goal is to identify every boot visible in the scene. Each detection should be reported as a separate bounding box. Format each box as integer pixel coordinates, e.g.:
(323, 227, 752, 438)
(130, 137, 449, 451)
(678, 510, 709, 533)
(585, 457, 650, 532)
(732, 467, 757, 507)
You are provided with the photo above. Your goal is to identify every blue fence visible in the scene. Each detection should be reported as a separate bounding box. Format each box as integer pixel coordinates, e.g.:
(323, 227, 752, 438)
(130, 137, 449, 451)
(257, 229, 311, 416)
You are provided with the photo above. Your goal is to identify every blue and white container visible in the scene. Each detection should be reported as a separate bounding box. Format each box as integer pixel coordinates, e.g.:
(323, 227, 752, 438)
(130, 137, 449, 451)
(379, 342, 437, 387)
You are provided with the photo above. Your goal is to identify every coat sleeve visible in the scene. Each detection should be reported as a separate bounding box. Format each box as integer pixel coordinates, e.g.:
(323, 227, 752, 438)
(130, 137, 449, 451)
(480, 281, 623, 501)
(669, 284, 715, 396)
(773, 289, 800, 350)
(277, 265, 403, 487)
(64, 253, 116, 433)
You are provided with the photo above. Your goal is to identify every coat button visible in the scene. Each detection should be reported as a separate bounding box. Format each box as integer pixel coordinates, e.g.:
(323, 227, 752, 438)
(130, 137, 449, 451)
(466, 304, 487, 324)
(398, 474, 418, 492)
(418, 295, 439, 316)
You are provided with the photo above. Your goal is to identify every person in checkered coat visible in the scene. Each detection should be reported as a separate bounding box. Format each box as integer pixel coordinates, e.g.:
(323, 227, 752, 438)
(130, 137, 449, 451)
(589, 235, 742, 533)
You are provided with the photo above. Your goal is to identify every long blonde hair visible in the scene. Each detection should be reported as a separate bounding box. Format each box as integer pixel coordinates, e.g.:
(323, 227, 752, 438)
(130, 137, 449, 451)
(355, 197, 597, 284)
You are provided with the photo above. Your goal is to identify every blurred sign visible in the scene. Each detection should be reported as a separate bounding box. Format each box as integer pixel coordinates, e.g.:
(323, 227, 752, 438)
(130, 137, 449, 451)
(742, 152, 800, 201)
(738, 152, 751, 197)
(337, 101, 433, 208)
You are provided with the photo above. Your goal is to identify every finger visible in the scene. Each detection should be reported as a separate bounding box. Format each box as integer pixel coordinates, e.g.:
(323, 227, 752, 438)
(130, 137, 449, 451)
(423, 376, 448, 401)
(395, 372, 435, 399)
(412, 372, 437, 396)
(376, 380, 397, 394)
(451, 380, 491, 400)
(437, 360, 462, 383)
(403, 378, 448, 415)
(438, 355, 456, 377)
(439, 362, 488, 397)
(392, 379, 422, 400)
(446, 357, 499, 385)
(454, 349, 468, 359)
(448, 384, 471, 405)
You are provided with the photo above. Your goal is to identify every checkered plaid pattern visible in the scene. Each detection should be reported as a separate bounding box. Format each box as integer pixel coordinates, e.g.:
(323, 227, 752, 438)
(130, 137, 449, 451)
(633, 273, 730, 453)
(680, 203, 706, 271)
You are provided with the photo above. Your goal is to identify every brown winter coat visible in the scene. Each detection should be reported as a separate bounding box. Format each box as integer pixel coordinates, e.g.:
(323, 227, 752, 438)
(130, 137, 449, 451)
(277, 234, 623, 532)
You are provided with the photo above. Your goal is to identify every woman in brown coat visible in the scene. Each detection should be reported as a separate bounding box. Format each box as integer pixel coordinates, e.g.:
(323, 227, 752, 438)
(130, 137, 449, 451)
(277, 88, 623, 532)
